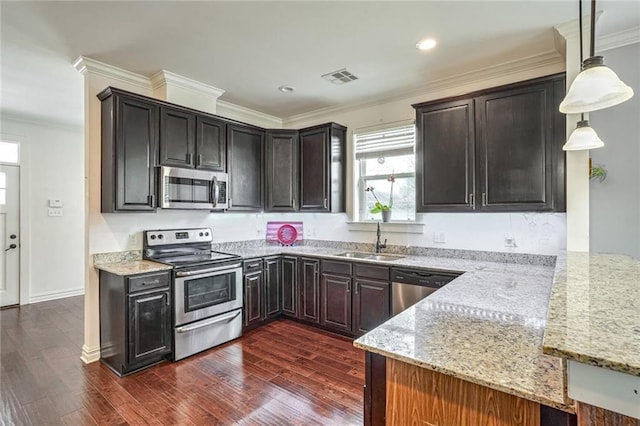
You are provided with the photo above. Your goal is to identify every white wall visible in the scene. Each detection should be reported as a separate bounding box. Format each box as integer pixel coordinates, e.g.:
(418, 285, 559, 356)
(0, 117, 85, 303)
(589, 42, 640, 258)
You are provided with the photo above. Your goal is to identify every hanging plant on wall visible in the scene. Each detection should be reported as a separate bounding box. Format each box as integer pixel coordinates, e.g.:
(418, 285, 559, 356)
(589, 163, 608, 182)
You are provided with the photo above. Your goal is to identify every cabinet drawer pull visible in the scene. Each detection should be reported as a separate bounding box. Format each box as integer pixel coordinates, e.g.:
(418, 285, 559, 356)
(140, 279, 160, 286)
(247, 263, 260, 268)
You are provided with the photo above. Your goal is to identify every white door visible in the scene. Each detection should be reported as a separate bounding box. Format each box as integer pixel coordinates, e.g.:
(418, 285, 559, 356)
(0, 165, 20, 307)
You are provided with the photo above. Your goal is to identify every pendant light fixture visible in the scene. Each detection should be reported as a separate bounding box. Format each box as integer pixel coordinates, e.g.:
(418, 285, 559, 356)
(562, 0, 605, 151)
(559, 0, 634, 114)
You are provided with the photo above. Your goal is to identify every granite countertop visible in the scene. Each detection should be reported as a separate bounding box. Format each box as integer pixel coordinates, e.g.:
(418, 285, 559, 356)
(94, 259, 172, 276)
(220, 243, 571, 411)
(93, 241, 571, 410)
(349, 255, 572, 412)
(543, 252, 640, 377)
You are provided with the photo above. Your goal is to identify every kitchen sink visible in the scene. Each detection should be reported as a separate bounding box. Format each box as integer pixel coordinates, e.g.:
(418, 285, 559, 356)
(336, 252, 404, 261)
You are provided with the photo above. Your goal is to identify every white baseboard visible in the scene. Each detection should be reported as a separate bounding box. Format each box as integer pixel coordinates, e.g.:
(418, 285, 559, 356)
(80, 344, 101, 364)
(28, 287, 84, 304)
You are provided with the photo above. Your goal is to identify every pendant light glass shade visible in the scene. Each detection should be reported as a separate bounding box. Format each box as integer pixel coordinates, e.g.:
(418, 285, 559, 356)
(559, 56, 634, 114)
(562, 120, 604, 151)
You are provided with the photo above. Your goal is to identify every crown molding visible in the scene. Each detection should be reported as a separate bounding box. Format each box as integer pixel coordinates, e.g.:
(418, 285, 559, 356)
(216, 100, 283, 128)
(150, 70, 225, 99)
(284, 50, 564, 125)
(597, 26, 640, 52)
(72, 56, 151, 90)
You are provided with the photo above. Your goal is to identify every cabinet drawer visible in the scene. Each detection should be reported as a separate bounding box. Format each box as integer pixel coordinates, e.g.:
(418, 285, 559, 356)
(128, 272, 170, 293)
(243, 259, 263, 274)
(355, 264, 389, 281)
(322, 260, 352, 276)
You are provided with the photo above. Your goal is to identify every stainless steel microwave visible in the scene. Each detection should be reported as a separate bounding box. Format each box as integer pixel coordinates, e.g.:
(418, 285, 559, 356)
(158, 166, 228, 210)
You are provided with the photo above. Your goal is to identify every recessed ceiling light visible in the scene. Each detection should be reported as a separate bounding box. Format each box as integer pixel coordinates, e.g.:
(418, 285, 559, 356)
(278, 86, 295, 93)
(416, 38, 437, 51)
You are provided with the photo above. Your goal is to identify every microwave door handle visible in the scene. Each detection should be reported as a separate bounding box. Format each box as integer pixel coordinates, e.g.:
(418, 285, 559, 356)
(210, 176, 218, 207)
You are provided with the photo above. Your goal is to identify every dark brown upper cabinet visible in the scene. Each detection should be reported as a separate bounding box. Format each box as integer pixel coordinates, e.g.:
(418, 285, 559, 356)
(415, 98, 475, 212)
(99, 87, 159, 212)
(196, 115, 226, 172)
(413, 74, 566, 213)
(265, 130, 299, 212)
(299, 123, 346, 213)
(159, 106, 226, 171)
(227, 124, 265, 211)
(159, 106, 196, 168)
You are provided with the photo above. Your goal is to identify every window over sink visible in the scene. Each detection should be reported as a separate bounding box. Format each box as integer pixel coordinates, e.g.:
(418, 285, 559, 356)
(355, 123, 416, 221)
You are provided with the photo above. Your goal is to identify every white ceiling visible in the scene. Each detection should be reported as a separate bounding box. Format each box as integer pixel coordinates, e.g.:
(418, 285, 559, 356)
(1, 1, 639, 125)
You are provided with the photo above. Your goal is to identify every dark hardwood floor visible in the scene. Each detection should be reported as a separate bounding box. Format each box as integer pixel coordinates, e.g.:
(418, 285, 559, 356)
(0, 296, 365, 425)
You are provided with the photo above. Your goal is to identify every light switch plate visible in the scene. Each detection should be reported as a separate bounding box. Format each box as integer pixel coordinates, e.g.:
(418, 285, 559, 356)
(48, 199, 63, 208)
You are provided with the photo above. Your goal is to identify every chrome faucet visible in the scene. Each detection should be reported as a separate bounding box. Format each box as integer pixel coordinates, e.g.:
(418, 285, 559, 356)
(375, 222, 387, 253)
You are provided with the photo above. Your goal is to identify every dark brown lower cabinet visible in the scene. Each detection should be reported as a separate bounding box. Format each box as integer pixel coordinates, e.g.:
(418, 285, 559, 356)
(299, 257, 320, 323)
(244, 270, 264, 328)
(320, 273, 352, 333)
(264, 257, 281, 318)
(281, 256, 298, 317)
(99, 270, 172, 376)
(353, 278, 390, 335)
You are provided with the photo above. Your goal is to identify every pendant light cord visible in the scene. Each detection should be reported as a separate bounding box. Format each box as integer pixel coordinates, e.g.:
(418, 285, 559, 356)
(590, 0, 596, 57)
(579, 0, 585, 122)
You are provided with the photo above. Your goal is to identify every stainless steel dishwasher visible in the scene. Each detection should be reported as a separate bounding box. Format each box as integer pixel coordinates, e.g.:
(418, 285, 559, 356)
(391, 268, 459, 315)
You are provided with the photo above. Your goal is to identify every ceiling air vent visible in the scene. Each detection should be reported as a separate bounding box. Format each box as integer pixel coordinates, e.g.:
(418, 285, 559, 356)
(321, 68, 359, 85)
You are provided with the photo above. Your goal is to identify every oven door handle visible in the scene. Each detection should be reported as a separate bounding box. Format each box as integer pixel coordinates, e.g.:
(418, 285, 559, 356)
(175, 263, 242, 277)
(175, 310, 241, 334)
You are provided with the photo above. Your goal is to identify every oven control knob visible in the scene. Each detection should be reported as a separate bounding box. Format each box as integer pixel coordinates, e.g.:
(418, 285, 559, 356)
(205, 231, 210, 236)
(199, 232, 203, 237)
(158, 234, 164, 240)
(150, 235, 156, 240)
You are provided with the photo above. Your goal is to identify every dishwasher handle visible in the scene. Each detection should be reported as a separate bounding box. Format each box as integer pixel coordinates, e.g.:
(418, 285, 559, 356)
(391, 268, 459, 288)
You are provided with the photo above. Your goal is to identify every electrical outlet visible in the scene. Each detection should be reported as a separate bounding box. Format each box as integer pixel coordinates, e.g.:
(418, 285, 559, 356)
(129, 233, 139, 247)
(504, 235, 517, 247)
(433, 231, 446, 243)
(48, 208, 63, 217)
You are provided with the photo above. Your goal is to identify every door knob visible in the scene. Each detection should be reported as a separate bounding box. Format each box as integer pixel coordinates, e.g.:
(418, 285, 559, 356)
(5, 244, 17, 251)
(9, 234, 16, 239)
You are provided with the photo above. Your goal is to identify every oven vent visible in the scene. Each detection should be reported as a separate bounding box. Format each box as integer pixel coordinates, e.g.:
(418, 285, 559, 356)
(321, 68, 359, 85)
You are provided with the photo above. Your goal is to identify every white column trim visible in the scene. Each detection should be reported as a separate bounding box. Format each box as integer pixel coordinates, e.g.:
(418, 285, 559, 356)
(73, 56, 152, 91)
(80, 344, 101, 364)
(150, 70, 225, 99)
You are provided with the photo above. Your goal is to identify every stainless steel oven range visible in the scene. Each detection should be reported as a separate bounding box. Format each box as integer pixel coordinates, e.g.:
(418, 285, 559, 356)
(143, 228, 242, 361)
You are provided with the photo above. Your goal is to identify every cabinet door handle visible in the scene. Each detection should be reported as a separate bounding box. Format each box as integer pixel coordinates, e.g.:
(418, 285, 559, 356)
(323, 198, 328, 209)
(482, 192, 487, 206)
(469, 193, 474, 209)
(147, 194, 154, 206)
(346, 283, 350, 293)
(355, 282, 359, 294)
(292, 198, 297, 210)
(197, 154, 203, 167)
(228, 198, 233, 208)
(165, 292, 170, 306)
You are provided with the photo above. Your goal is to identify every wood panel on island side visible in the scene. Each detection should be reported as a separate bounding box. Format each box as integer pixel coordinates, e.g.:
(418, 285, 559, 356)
(0, 296, 364, 425)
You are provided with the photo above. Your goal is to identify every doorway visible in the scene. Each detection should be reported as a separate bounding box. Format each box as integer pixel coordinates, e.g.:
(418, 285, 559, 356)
(0, 143, 20, 308)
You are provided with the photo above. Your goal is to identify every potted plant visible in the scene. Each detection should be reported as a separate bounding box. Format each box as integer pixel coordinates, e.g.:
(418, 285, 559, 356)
(365, 175, 395, 222)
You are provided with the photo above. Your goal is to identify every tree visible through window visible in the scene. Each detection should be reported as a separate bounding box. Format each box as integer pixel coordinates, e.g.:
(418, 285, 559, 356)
(355, 124, 415, 221)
